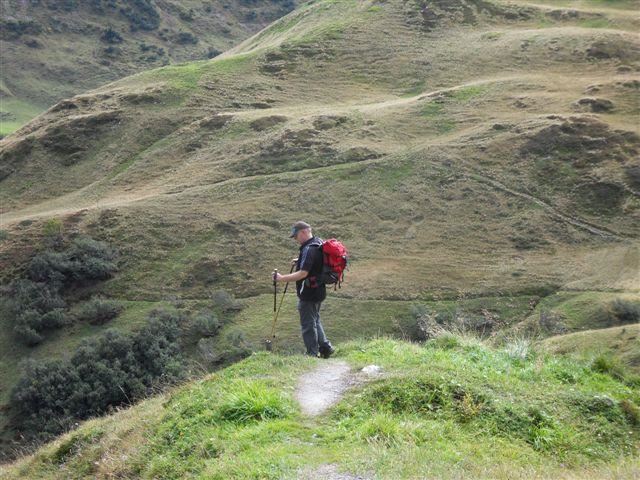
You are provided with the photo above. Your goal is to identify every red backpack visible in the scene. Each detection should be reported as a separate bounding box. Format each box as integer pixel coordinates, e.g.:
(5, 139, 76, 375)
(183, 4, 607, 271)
(319, 238, 348, 288)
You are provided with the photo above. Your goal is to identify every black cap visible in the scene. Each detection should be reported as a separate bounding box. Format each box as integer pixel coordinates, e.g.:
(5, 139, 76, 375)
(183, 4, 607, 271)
(289, 221, 311, 237)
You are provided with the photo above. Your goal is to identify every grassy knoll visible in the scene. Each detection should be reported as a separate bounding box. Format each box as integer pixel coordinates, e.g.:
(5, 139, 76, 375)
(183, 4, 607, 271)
(1, 337, 638, 479)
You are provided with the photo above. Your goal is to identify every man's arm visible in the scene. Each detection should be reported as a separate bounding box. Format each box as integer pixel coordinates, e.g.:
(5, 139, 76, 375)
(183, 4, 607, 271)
(275, 270, 308, 283)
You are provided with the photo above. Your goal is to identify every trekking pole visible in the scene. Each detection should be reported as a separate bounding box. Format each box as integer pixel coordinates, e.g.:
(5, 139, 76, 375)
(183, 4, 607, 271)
(273, 268, 278, 314)
(265, 265, 294, 352)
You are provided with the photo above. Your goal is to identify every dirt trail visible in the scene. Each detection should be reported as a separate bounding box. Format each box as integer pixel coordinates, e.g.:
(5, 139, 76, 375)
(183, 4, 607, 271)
(295, 360, 354, 417)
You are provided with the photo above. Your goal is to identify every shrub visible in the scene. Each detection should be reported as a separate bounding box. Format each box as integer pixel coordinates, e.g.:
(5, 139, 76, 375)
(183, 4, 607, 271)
(593, 298, 640, 328)
(211, 289, 242, 312)
(119, 0, 160, 31)
(43, 218, 64, 249)
(206, 47, 222, 59)
(193, 310, 220, 337)
(610, 299, 640, 324)
(0, 19, 43, 40)
(27, 236, 117, 286)
(8, 279, 67, 346)
(10, 309, 184, 440)
(9, 236, 118, 345)
(100, 26, 123, 44)
(176, 31, 198, 45)
(74, 297, 123, 325)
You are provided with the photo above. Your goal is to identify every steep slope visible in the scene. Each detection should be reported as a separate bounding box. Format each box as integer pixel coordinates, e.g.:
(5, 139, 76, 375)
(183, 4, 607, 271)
(0, 0, 302, 136)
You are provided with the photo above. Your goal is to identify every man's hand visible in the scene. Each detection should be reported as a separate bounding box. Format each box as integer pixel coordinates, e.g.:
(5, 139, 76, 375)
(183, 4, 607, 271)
(273, 272, 284, 282)
(291, 257, 298, 265)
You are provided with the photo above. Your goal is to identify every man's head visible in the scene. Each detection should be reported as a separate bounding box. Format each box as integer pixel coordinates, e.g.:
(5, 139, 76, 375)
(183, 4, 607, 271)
(290, 221, 312, 244)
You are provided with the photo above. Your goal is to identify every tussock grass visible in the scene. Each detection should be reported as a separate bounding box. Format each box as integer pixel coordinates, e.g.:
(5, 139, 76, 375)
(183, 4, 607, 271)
(217, 381, 294, 423)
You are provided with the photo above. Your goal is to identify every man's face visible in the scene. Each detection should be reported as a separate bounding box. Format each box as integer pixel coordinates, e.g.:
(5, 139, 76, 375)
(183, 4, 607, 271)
(293, 228, 310, 244)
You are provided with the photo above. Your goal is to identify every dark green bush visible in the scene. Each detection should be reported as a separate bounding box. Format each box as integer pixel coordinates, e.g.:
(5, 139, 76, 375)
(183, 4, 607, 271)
(75, 297, 123, 325)
(27, 236, 117, 286)
(176, 31, 198, 45)
(10, 309, 184, 440)
(100, 26, 123, 44)
(8, 236, 118, 345)
(119, 0, 160, 31)
(8, 280, 67, 346)
(0, 19, 43, 40)
(593, 299, 640, 328)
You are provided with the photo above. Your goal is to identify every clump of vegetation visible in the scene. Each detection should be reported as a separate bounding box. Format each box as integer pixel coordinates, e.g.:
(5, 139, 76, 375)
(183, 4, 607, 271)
(10, 308, 184, 442)
(206, 47, 222, 59)
(591, 353, 627, 381)
(193, 310, 220, 337)
(593, 298, 640, 328)
(119, 0, 160, 31)
(5, 233, 118, 345)
(176, 31, 198, 45)
(0, 19, 43, 40)
(217, 381, 292, 423)
(74, 296, 123, 325)
(100, 26, 123, 44)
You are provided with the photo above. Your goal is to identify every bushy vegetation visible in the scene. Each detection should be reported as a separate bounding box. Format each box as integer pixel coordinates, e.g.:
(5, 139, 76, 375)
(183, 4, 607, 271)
(119, 0, 160, 31)
(176, 31, 198, 45)
(10, 309, 184, 442)
(73, 296, 123, 325)
(100, 26, 123, 44)
(594, 298, 640, 328)
(5, 235, 118, 345)
(0, 19, 43, 40)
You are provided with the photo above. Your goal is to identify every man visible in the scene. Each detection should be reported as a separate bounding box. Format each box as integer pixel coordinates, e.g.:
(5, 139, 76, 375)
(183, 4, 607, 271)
(273, 221, 335, 358)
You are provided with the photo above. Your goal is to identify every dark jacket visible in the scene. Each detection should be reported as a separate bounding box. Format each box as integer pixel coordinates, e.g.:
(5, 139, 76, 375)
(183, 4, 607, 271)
(296, 236, 326, 302)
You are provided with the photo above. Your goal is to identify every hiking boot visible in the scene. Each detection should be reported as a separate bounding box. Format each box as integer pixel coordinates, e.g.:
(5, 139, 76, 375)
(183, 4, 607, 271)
(319, 344, 335, 359)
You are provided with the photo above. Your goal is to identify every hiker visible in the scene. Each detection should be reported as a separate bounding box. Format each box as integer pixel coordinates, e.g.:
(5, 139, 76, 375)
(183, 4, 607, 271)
(273, 221, 335, 358)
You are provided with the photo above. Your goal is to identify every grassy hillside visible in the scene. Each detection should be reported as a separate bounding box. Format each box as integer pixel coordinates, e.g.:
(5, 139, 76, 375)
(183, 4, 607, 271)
(0, 0, 302, 135)
(541, 323, 640, 374)
(1, 0, 639, 465)
(1, 338, 638, 479)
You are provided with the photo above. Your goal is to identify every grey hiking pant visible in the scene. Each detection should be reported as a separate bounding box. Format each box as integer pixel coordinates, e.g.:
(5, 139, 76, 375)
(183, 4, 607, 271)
(297, 299, 330, 356)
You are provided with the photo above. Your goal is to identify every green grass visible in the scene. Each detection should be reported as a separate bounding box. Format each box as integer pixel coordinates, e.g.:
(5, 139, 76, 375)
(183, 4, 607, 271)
(447, 85, 489, 102)
(0, 97, 45, 137)
(521, 291, 640, 332)
(3, 337, 638, 479)
(579, 17, 613, 28)
(541, 323, 640, 375)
